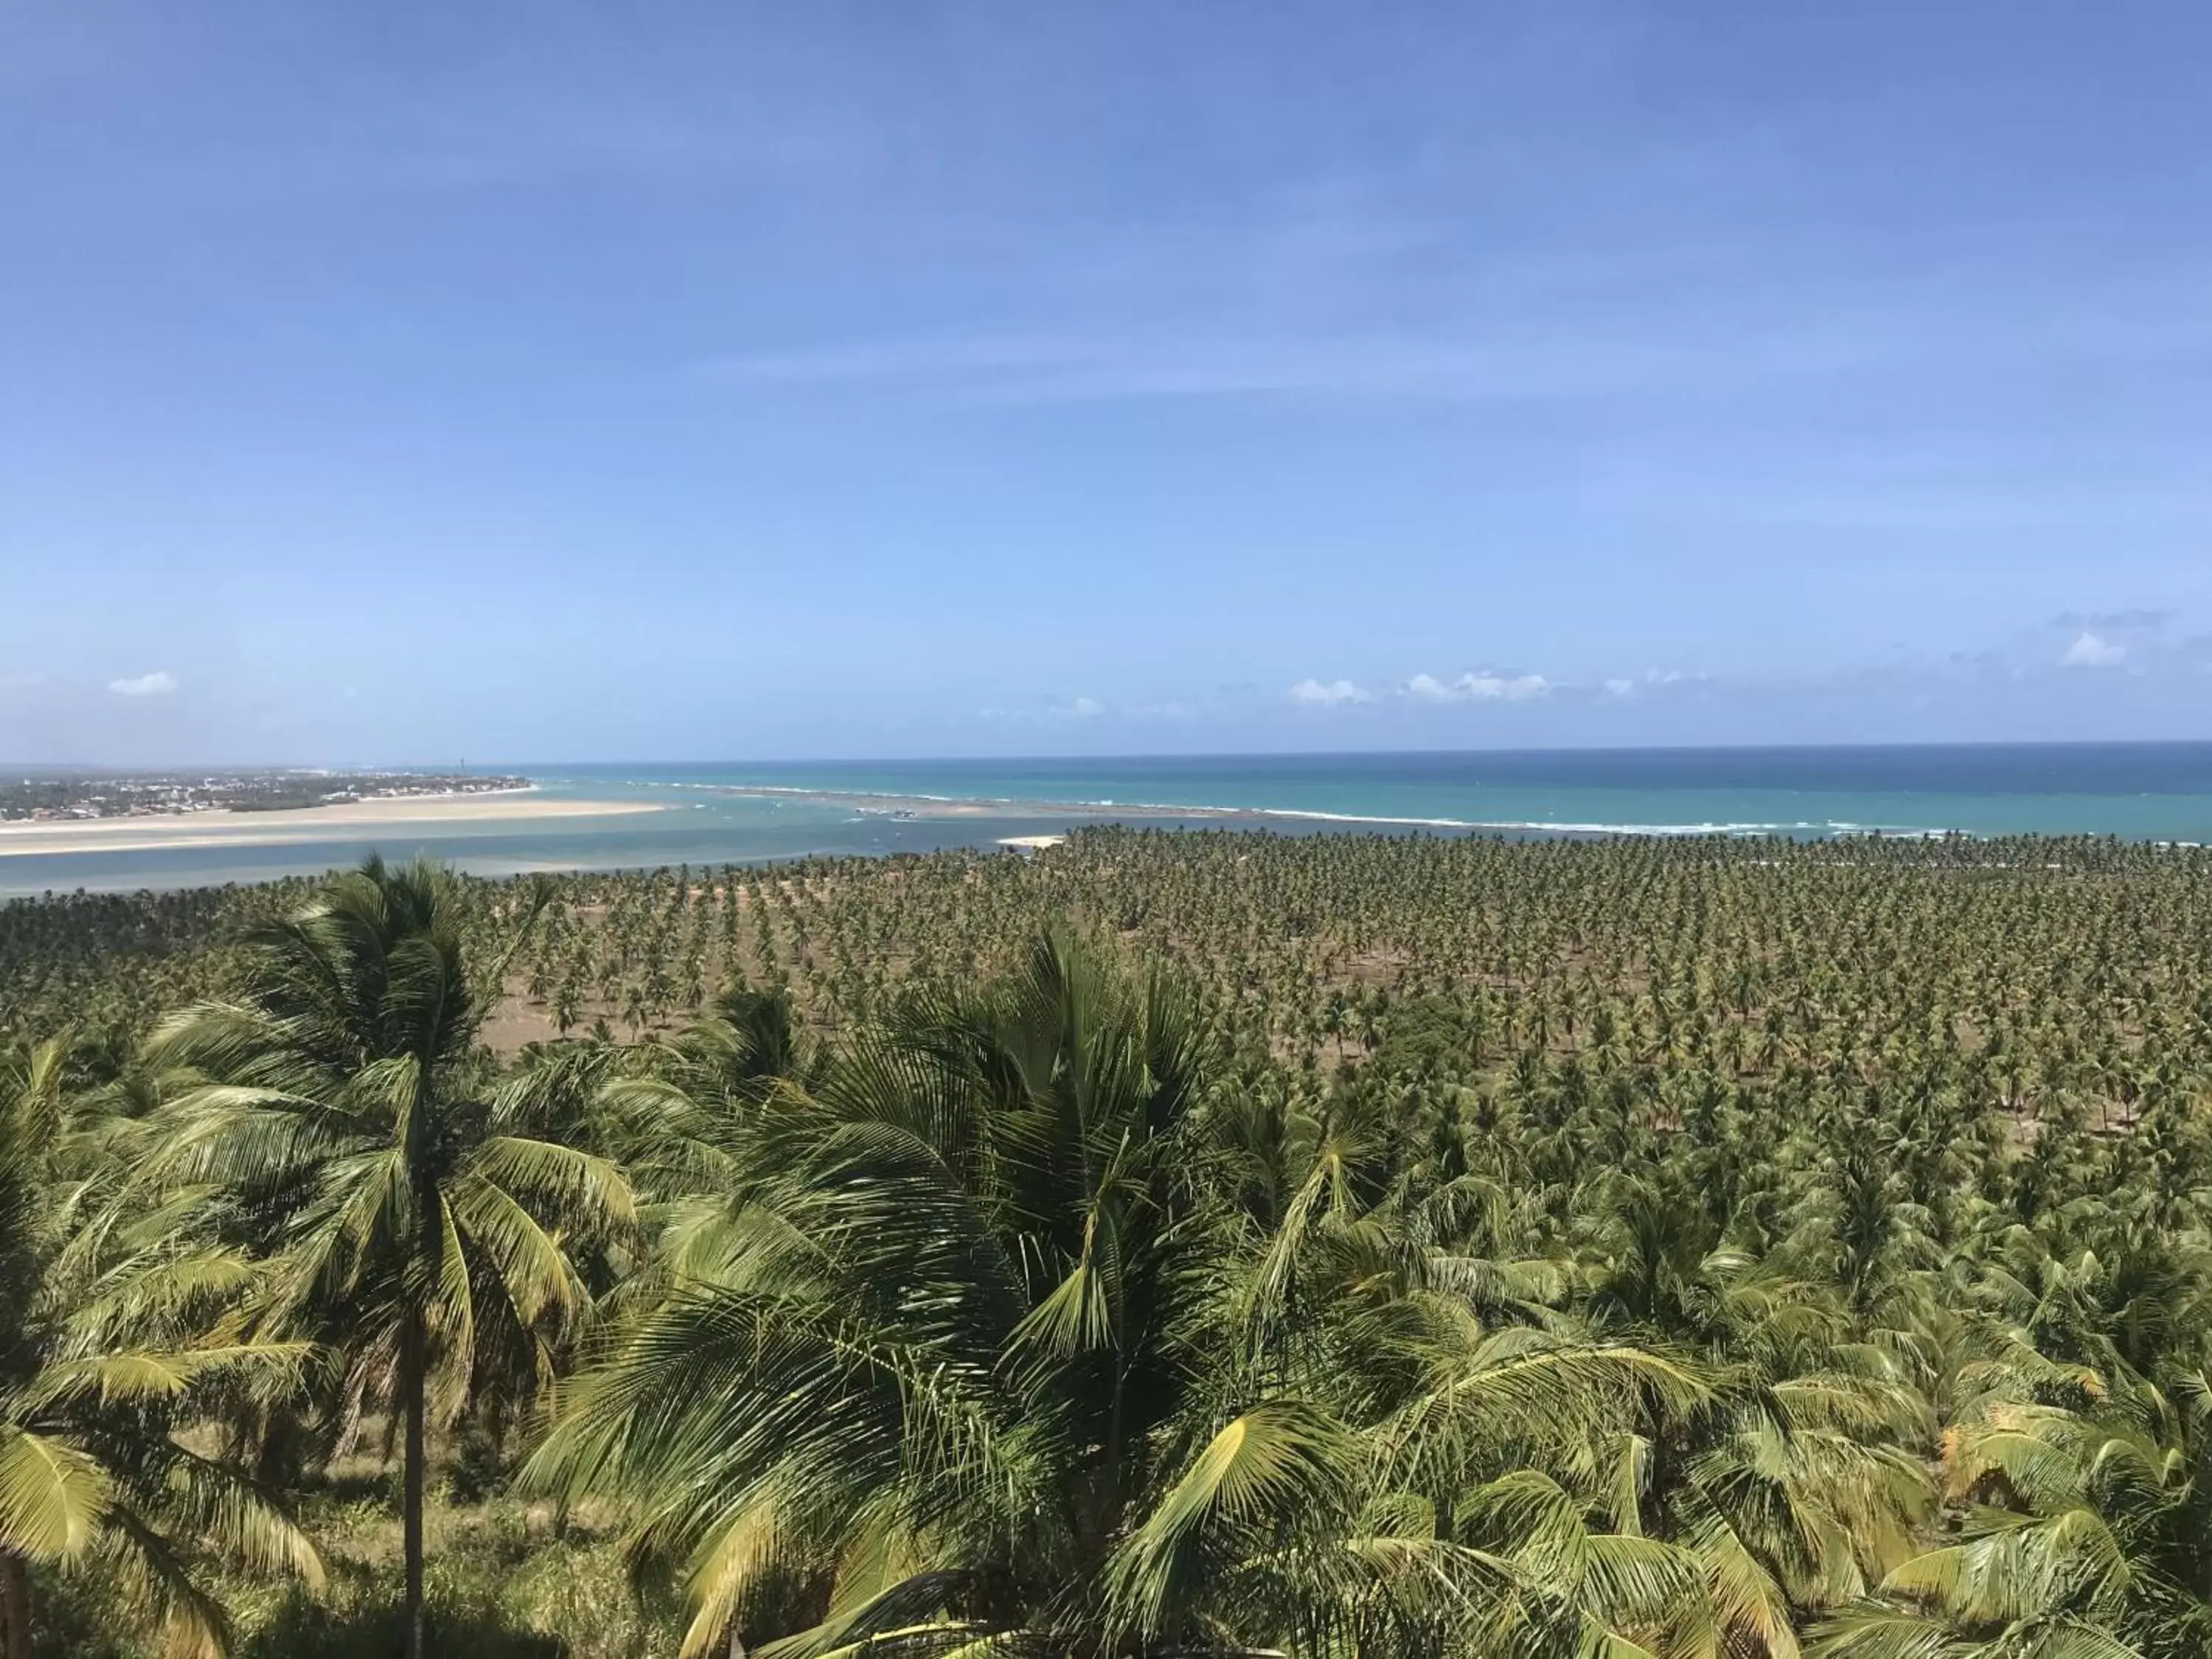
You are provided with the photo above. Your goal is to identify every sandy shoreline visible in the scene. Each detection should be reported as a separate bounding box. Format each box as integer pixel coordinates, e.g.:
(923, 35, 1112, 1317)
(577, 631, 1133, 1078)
(0, 791, 663, 858)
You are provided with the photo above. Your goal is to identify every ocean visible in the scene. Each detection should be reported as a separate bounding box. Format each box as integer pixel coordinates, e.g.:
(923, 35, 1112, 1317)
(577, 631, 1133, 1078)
(6, 743, 2212, 897)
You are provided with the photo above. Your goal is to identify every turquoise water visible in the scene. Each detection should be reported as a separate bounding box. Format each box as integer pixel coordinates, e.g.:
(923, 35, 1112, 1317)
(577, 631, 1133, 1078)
(6, 745, 2211, 896)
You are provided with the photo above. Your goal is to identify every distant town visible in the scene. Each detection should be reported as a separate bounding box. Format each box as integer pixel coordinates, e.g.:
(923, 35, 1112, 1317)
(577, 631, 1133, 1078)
(0, 771, 530, 822)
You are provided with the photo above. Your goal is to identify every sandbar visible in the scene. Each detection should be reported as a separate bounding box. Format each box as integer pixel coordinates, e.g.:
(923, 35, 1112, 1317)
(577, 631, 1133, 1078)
(0, 791, 664, 858)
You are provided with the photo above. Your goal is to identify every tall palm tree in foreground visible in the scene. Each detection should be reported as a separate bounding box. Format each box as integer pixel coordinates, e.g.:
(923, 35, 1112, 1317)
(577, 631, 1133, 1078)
(0, 1035, 319, 1659)
(532, 930, 1242, 1656)
(144, 856, 633, 1659)
(530, 931, 1711, 1659)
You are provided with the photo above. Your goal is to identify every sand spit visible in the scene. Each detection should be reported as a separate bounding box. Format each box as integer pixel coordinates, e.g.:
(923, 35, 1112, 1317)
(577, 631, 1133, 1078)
(0, 791, 664, 858)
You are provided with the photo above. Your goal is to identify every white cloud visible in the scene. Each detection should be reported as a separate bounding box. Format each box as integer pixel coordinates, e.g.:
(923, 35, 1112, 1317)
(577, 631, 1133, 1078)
(1405, 670, 1552, 703)
(2059, 631, 2126, 668)
(1603, 669, 1687, 698)
(108, 670, 179, 697)
(1468, 671, 1551, 701)
(1288, 677, 1369, 706)
(978, 693, 1109, 723)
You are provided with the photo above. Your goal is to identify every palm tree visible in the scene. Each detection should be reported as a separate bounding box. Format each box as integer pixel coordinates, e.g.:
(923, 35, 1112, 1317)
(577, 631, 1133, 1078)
(532, 931, 1186, 1651)
(531, 931, 1380, 1656)
(1816, 1380, 2212, 1659)
(140, 855, 634, 1659)
(532, 930, 1715, 1659)
(0, 1034, 319, 1658)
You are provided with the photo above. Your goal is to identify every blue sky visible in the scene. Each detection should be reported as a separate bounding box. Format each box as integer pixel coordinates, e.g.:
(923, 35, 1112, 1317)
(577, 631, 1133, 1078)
(4, 1, 2209, 765)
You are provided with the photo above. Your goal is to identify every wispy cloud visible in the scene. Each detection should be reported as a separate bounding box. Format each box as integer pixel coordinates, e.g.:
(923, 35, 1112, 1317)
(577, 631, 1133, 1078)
(2054, 608, 2177, 632)
(1601, 669, 1689, 699)
(692, 266, 2212, 413)
(979, 693, 1108, 722)
(108, 670, 178, 697)
(698, 321, 1885, 408)
(1288, 678, 1370, 706)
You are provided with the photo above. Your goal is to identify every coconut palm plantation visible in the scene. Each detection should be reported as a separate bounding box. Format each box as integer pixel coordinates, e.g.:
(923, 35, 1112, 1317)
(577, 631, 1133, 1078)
(2, 831, 2211, 1658)
(15, 1, 2208, 1653)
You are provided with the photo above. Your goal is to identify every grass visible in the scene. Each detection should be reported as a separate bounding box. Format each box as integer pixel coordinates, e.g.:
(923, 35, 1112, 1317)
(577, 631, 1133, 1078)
(34, 1452, 684, 1659)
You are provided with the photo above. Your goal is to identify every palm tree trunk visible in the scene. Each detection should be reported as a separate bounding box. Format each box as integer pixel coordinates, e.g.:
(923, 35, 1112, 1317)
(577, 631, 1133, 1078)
(0, 1549, 31, 1659)
(403, 1313, 428, 1659)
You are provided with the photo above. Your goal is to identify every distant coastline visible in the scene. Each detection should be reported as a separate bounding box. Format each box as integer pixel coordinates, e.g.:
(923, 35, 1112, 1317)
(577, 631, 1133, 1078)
(4, 745, 2211, 897)
(1, 768, 535, 827)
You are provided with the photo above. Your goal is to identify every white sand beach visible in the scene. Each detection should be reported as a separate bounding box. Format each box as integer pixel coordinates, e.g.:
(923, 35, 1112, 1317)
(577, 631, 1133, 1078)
(0, 792, 664, 858)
